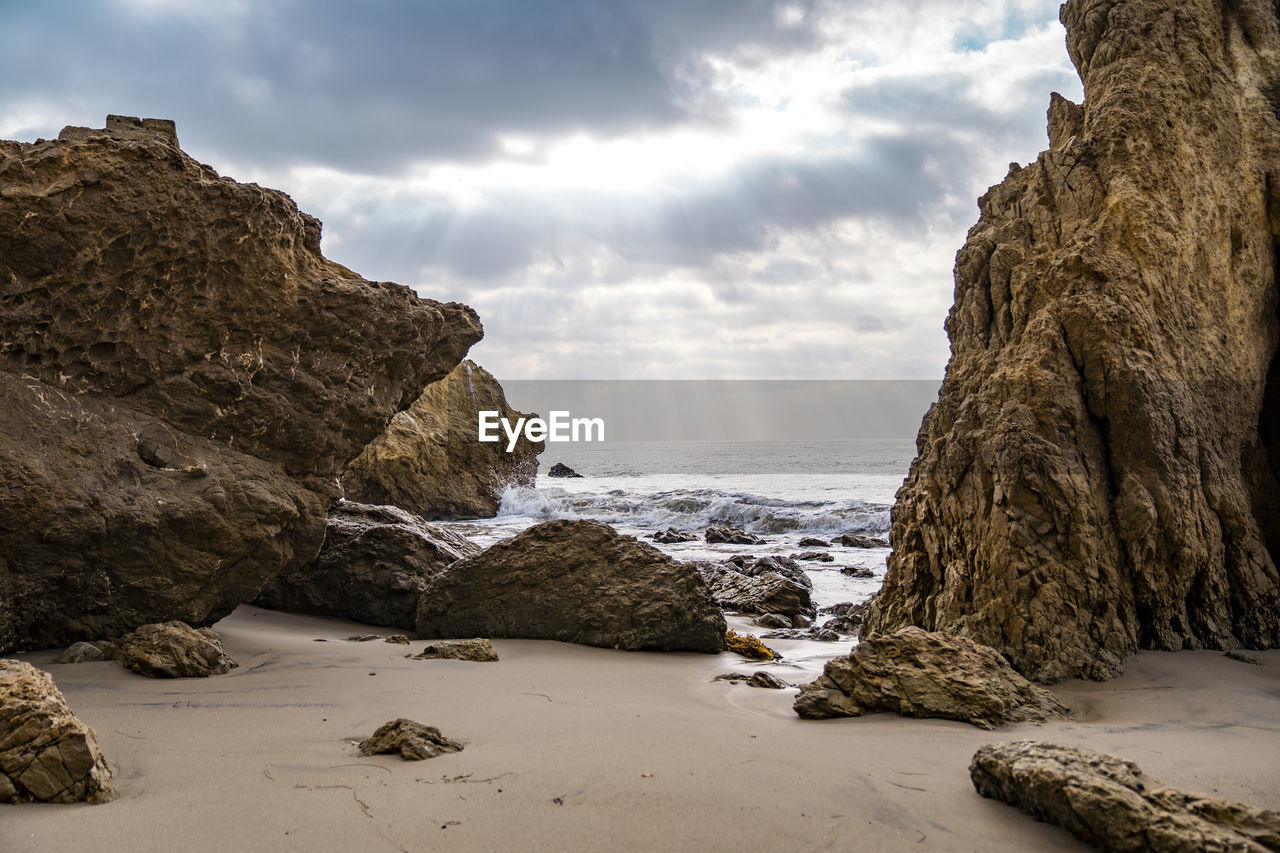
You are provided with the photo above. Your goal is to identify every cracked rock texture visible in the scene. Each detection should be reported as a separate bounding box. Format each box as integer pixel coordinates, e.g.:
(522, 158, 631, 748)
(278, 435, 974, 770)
(342, 360, 542, 519)
(416, 520, 727, 652)
(793, 627, 1070, 728)
(255, 501, 480, 630)
(0, 659, 114, 803)
(112, 621, 237, 678)
(971, 741, 1280, 851)
(863, 0, 1280, 681)
(0, 116, 481, 652)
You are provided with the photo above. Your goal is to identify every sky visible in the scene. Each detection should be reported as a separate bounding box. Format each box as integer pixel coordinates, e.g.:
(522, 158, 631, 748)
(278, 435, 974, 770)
(0, 0, 1082, 380)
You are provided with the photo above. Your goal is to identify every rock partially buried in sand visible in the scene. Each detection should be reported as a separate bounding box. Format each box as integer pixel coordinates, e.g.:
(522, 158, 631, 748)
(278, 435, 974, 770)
(0, 660, 114, 803)
(52, 642, 106, 664)
(255, 502, 481, 631)
(114, 621, 237, 678)
(408, 639, 498, 662)
(415, 520, 726, 653)
(359, 719, 463, 761)
(714, 671, 789, 689)
(970, 741, 1280, 852)
(793, 627, 1069, 728)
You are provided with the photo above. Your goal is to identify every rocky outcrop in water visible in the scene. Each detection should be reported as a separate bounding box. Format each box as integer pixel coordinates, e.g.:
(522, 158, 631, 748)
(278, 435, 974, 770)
(0, 660, 114, 803)
(863, 1, 1280, 681)
(0, 116, 481, 652)
(697, 556, 815, 620)
(342, 361, 541, 519)
(971, 741, 1280, 852)
(254, 502, 480, 630)
(416, 520, 727, 652)
(793, 627, 1070, 728)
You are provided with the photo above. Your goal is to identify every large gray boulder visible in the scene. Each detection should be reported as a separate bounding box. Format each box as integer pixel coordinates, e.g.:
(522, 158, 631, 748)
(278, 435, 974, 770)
(0, 660, 114, 803)
(255, 502, 480, 630)
(971, 741, 1280, 852)
(793, 627, 1069, 728)
(416, 520, 726, 652)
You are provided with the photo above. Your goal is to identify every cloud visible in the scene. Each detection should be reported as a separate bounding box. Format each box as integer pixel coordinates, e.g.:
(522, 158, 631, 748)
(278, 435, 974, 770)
(0, 0, 1081, 379)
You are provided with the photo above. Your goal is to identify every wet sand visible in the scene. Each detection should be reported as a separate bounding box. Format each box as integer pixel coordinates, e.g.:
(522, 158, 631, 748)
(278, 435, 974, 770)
(6, 606, 1279, 852)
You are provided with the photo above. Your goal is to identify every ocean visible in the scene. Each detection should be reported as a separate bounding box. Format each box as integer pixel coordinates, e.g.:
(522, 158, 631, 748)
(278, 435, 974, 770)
(438, 438, 915, 672)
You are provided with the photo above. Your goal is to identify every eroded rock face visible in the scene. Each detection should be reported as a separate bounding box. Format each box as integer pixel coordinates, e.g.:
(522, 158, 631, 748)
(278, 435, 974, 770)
(971, 741, 1280, 852)
(0, 117, 481, 652)
(416, 520, 727, 652)
(408, 638, 499, 662)
(0, 660, 114, 803)
(863, 1, 1280, 681)
(697, 559, 815, 619)
(793, 627, 1070, 728)
(254, 502, 480, 630)
(342, 361, 541, 519)
(112, 621, 237, 678)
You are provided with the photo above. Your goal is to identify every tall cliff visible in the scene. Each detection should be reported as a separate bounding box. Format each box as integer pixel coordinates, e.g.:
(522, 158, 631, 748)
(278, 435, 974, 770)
(0, 116, 482, 651)
(863, 1, 1280, 681)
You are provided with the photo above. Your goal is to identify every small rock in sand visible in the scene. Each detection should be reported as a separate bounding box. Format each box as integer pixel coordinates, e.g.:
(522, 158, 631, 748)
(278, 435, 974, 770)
(113, 621, 237, 678)
(408, 638, 498, 662)
(359, 719, 463, 761)
(52, 642, 105, 664)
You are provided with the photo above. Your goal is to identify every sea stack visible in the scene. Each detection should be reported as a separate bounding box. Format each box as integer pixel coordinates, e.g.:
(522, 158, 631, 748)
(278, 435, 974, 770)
(863, 0, 1280, 681)
(0, 116, 482, 652)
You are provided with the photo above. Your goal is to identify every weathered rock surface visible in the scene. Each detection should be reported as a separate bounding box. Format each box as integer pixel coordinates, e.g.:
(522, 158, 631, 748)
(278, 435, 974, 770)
(793, 627, 1070, 728)
(547, 462, 582, 478)
(798, 537, 830, 547)
(415, 520, 726, 652)
(52, 643, 105, 664)
(0, 660, 114, 803)
(342, 361, 541, 519)
(652, 528, 697, 544)
(714, 671, 789, 689)
(358, 719, 463, 761)
(970, 741, 1280, 852)
(705, 525, 765, 545)
(836, 534, 887, 548)
(254, 502, 479, 630)
(408, 638, 499, 662)
(791, 551, 834, 562)
(698, 558, 815, 619)
(863, 2, 1280, 680)
(113, 621, 237, 678)
(0, 117, 481, 653)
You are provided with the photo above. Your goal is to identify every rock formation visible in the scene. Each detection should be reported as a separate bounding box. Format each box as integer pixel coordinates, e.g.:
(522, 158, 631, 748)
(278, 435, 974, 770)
(111, 622, 237, 678)
(342, 361, 541, 519)
(254, 502, 480, 630)
(970, 741, 1280, 851)
(0, 660, 114, 803)
(416, 520, 727, 652)
(407, 638, 499, 662)
(0, 116, 481, 652)
(358, 719, 463, 761)
(793, 627, 1070, 728)
(863, 1, 1280, 681)
(697, 557, 815, 620)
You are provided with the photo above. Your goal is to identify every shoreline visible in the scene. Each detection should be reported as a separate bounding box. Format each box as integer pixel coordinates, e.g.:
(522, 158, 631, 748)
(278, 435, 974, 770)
(6, 606, 1278, 851)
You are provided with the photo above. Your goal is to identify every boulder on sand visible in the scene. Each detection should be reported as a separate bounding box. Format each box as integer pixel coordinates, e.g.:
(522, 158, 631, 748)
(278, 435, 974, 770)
(793, 627, 1069, 728)
(255, 502, 480, 630)
(0, 660, 114, 803)
(971, 741, 1280, 852)
(112, 621, 237, 678)
(415, 520, 726, 652)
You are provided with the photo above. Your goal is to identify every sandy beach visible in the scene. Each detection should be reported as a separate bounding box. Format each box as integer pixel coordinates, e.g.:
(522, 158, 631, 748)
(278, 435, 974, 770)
(5, 606, 1278, 852)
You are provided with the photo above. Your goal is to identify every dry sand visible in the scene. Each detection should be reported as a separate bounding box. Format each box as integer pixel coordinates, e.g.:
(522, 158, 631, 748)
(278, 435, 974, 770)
(5, 606, 1279, 852)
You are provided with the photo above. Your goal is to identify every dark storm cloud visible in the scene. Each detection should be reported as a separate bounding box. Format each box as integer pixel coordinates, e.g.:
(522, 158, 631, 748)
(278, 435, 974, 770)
(0, 0, 823, 172)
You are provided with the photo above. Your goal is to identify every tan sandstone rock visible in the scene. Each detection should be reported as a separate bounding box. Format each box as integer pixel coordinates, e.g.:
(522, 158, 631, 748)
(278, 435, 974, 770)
(0, 660, 114, 803)
(863, 0, 1280, 681)
(971, 741, 1280, 851)
(342, 360, 542, 519)
(358, 719, 463, 761)
(113, 621, 237, 678)
(793, 627, 1070, 728)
